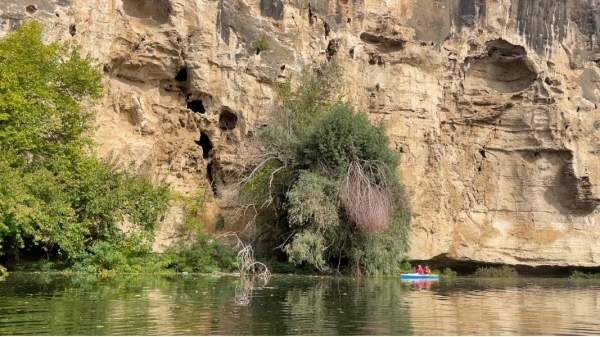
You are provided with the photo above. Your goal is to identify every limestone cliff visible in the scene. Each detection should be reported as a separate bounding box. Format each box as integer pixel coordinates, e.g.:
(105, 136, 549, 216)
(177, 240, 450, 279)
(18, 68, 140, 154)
(1, 0, 599, 267)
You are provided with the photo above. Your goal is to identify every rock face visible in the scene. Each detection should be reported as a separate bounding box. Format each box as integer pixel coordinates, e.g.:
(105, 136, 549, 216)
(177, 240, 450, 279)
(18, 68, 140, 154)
(1, 0, 599, 267)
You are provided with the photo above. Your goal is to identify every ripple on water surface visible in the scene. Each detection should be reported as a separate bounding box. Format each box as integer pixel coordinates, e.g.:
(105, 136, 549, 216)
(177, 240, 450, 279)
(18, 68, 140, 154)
(0, 274, 600, 335)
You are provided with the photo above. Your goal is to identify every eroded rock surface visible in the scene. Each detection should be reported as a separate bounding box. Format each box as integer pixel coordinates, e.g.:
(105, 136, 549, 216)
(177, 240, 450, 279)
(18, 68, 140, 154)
(1, 0, 599, 266)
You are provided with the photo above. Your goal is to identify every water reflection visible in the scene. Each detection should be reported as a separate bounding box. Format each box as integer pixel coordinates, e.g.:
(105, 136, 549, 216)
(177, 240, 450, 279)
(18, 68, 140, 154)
(408, 279, 600, 335)
(0, 274, 599, 335)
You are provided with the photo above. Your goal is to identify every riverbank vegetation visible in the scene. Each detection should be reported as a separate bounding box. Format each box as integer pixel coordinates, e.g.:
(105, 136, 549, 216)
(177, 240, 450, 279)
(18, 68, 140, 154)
(0, 22, 236, 276)
(240, 64, 411, 275)
(0, 23, 410, 278)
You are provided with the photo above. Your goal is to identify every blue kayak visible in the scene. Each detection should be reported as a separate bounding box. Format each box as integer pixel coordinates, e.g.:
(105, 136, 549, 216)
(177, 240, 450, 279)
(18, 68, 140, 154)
(400, 273, 440, 281)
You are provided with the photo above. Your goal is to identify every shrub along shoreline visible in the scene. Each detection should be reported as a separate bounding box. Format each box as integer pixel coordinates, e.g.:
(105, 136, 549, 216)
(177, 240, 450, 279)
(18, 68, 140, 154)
(239, 64, 411, 276)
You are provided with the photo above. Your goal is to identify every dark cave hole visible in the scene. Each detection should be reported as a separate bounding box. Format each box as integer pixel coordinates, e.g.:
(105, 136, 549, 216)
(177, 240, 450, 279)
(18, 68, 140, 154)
(326, 39, 340, 61)
(187, 98, 205, 114)
(324, 22, 330, 38)
(175, 67, 188, 82)
(122, 0, 172, 23)
(479, 148, 486, 158)
(206, 162, 218, 196)
(465, 39, 536, 93)
(219, 109, 238, 131)
(368, 54, 384, 65)
(69, 24, 77, 37)
(196, 132, 213, 159)
(26, 5, 38, 14)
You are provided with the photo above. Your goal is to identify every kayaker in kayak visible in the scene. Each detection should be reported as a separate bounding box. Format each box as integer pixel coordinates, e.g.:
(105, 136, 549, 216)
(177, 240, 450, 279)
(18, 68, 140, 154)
(415, 265, 425, 274)
(424, 266, 431, 274)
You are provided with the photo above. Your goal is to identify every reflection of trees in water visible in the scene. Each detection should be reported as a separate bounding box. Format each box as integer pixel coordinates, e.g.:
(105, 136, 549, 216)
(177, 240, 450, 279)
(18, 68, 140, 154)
(3, 275, 600, 334)
(0, 274, 241, 335)
(277, 277, 413, 335)
(1, 274, 413, 335)
(1, 273, 280, 335)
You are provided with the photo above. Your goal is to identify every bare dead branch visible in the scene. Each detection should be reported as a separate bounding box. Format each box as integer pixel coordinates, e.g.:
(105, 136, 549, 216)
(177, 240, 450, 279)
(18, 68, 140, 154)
(340, 160, 393, 233)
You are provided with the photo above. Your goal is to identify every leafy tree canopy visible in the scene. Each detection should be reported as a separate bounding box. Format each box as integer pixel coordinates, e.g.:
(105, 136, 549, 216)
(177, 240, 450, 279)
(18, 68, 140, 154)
(0, 22, 169, 263)
(241, 64, 411, 275)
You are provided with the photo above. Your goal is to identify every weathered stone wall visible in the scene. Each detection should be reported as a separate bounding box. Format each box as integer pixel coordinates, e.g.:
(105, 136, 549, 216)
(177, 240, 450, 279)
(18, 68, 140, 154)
(1, 0, 599, 266)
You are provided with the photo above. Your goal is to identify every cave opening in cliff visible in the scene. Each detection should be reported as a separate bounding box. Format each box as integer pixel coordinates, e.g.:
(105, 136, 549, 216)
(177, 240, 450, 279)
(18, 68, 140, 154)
(175, 67, 188, 82)
(122, 0, 172, 24)
(206, 162, 218, 196)
(326, 39, 340, 61)
(464, 39, 537, 93)
(308, 4, 315, 25)
(219, 109, 238, 130)
(187, 98, 205, 114)
(26, 5, 38, 14)
(196, 132, 213, 159)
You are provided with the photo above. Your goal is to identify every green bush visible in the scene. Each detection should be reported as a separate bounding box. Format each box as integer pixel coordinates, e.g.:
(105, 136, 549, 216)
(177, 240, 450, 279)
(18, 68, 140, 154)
(298, 104, 398, 176)
(473, 265, 518, 278)
(284, 231, 327, 270)
(72, 233, 166, 274)
(0, 22, 169, 263)
(241, 64, 410, 275)
(170, 188, 209, 234)
(286, 172, 339, 230)
(162, 235, 238, 273)
(441, 267, 458, 279)
(252, 34, 270, 54)
(71, 233, 238, 275)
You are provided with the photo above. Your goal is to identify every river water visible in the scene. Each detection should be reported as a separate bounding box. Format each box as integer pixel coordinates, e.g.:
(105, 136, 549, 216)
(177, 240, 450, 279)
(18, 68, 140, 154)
(0, 273, 599, 335)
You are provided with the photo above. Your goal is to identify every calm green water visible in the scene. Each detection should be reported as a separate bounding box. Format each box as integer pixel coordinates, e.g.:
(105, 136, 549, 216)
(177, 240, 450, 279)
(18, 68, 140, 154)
(1, 273, 600, 335)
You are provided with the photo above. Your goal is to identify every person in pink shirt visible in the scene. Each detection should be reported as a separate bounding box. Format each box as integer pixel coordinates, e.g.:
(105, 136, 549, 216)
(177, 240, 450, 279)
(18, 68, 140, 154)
(415, 265, 425, 274)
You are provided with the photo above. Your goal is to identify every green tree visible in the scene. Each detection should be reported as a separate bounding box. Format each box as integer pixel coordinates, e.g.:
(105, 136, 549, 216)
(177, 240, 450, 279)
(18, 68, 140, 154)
(241, 64, 411, 275)
(0, 21, 169, 263)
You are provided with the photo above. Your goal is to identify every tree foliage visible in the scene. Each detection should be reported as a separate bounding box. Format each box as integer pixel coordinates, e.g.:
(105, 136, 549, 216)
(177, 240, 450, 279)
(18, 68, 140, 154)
(0, 22, 169, 263)
(241, 63, 411, 275)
